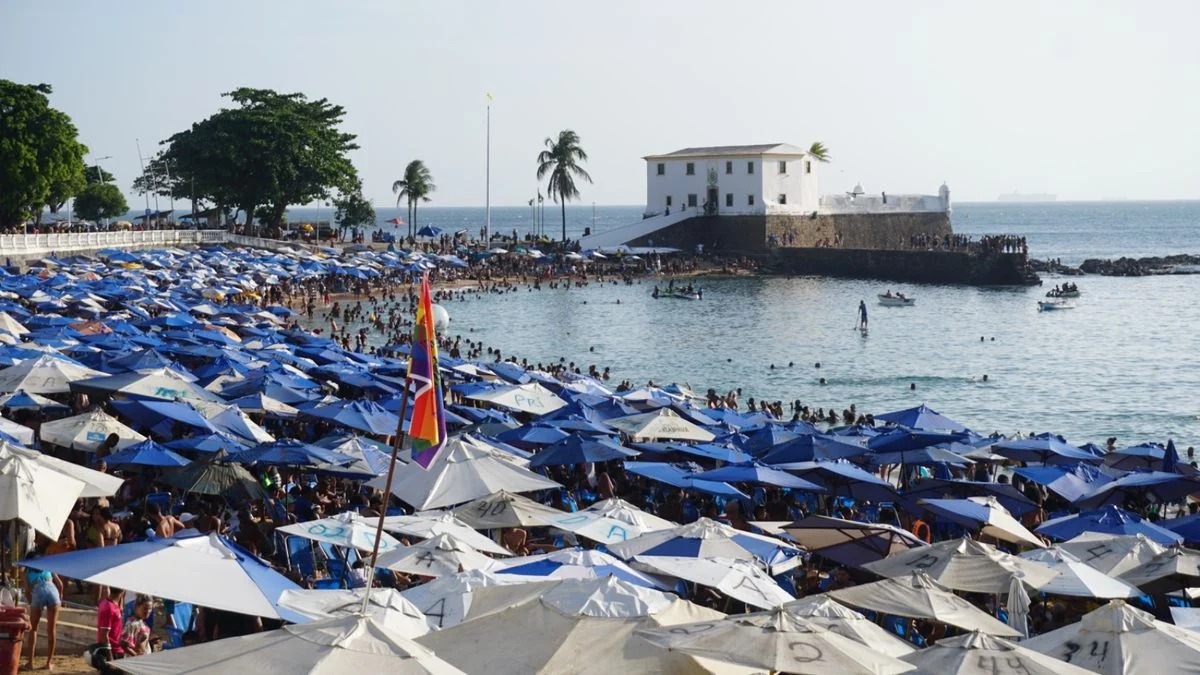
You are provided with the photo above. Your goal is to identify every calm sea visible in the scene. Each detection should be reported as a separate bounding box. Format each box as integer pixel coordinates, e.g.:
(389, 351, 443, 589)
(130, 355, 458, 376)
(317, 201, 1200, 446)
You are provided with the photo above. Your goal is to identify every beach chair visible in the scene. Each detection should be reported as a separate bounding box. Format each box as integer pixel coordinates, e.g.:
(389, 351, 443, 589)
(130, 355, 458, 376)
(285, 536, 317, 579)
(313, 578, 340, 590)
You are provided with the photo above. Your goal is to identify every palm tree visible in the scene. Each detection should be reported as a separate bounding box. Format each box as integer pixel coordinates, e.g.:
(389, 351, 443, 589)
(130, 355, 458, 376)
(391, 160, 436, 238)
(536, 130, 592, 243)
(808, 142, 831, 163)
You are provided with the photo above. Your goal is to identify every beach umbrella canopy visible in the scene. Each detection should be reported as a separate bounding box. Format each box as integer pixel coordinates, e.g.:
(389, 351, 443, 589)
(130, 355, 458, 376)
(70, 366, 224, 403)
(0, 441, 122, 498)
(1018, 547, 1142, 598)
(376, 533, 496, 578)
(1011, 463, 1111, 502)
(103, 439, 192, 467)
(528, 435, 638, 468)
(1162, 512, 1200, 543)
(228, 392, 301, 418)
(901, 631, 1096, 675)
(1057, 532, 1168, 576)
(862, 537, 1058, 594)
(1037, 505, 1183, 546)
(783, 596, 915, 658)
(632, 556, 795, 609)
(1023, 599, 1200, 675)
(277, 588, 430, 638)
(417, 577, 743, 675)
(759, 433, 870, 464)
(866, 445, 974, 468)
(0, 447, 86, 537)
(0, 311, 29, 336)
(688, 462, 826, 491)
(494, 424, 570, 449)
(492, 547, 669, 589)
(0, 416, 33, 446)
(1074, 470, 1200, 509)
(112, 614, 464, 675)
(606, 408, 715, 442)
(367, 435, 560, 511)
(110, 398, 216, 437)
(207, 404, 277, 444)
(782, 515, 929, 568)
(1103, 443, 1167, 471)
(161, 451, 269, 500)
(544, 497, 678, 545)
(900, 478, 1038, 517)
(771, 459, 900, 502)
(22, 532, 306, 621)
(1118, 545, 1200, 593)
(233, 439, 347, 467)
(635, 606, 915, 674)
(164, 431, 251, 455)
(0, 389, 69, 411)
(608, 517, 803, 575)
(449, 489, 566, 529)
(465, 381, 567, 415)
(829, 572, 1021, 637)
(416, 225, 442, 237)
(622, 461, 748, 498)
(304, 399, 400, 436)
(875, 404, 968, 433)
(381, 513, 513, 557)
(399, 569, 520, 629)
(992, 435, 1102, 465)
(277, 512, 403, 555)
(37, 409, 146, 452)
(0, 353, 105, 393)
(918, 496, 1046, 547)
(867, 427, 963, 454)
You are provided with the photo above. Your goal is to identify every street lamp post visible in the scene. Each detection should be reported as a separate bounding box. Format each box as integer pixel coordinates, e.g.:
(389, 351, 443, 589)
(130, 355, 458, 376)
(92, 155, 113, 228)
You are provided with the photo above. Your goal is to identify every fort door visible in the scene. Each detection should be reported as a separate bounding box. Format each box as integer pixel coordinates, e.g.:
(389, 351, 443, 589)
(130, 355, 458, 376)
(706, 186, 718, 215)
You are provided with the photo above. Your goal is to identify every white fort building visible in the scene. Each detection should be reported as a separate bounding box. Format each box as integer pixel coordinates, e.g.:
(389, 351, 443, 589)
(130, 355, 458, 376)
(579, 143, 950, 251)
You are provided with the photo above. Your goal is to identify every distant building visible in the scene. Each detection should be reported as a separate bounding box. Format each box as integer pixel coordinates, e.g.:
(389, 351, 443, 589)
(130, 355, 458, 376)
(643, 143, 820, 217)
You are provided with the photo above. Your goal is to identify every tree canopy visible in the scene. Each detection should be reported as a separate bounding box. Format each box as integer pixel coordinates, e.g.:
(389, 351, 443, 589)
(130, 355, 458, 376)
(536, 130, 591, 242)
(391, 160, 435, 237)
(0, 81, 89, 228)
(139, 87, 360, 230)
(73, 183, 129, 222)
(808, 142, 831, 163)
(334, 186, 376, 231)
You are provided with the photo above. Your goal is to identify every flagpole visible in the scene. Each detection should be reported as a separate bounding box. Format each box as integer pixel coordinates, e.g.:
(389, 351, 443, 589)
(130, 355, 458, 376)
(359, 375, 412, 614)
(484, 95, 491, 244)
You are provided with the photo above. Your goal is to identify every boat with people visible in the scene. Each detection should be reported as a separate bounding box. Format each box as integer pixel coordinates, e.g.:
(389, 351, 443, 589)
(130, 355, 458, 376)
(878, 291, 915, 307)
(652, 283, 702, 300)
(1038, 299, 1075, 311)
(1045, 282, 1080, 299)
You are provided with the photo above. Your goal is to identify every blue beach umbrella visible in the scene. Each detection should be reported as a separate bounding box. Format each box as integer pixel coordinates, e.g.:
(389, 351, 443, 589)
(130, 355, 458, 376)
(992, 434, 1101, 466)
(1074, 471, 1200, 510)
(1011, 463, 1111, 502)
(0, 389, 69, 412)
(1103, 443, 1166, 471)
(622, 461, 748, 498)
(1164, 439, 1182, 473)
(770, 460, 900, 503)
(494, 424, 571, 449)
(529, 436, 638, 469)
(232, 439, 352, 467)
(1162, 513, 1200, 544)
(875, 404, 969, 432)
(110, 399, 216, 436)
(760, 434, 870, 464)
(104, 440, 192, 468)
(164, 432, 251, 454)
(739, 426, 802, 455)
(1036, 506, 1183, 546)
(867, 427, 964, 453)
(900, 478, 1038, 517)
(668, 442, 753, 464)
(302, 399, 400, 436)
(491, 548, 670, 590)
(688, 462, 826, 492)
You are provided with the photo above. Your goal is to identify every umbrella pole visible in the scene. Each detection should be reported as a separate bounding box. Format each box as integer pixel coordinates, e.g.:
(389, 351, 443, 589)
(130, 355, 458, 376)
(359, 384, 412, 614)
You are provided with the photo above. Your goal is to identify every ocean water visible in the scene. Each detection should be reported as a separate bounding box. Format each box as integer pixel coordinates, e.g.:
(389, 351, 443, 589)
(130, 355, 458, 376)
(332, 200, 1198, 447)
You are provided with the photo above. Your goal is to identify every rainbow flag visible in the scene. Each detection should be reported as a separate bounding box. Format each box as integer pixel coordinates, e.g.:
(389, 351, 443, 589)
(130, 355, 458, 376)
(407, 273, 447, 469)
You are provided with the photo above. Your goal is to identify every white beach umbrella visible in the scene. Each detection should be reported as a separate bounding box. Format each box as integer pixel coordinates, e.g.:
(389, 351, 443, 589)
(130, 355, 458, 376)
(381, 512, 513, 556)
(0, 311, 29, 336)
(546, 497, 677, 545)
(112, 614, 464, 674)
(491, 547, 670, 589)
(635, 606, 914, 674)
(1171, 606, 1200, 632)
(277, 588, 431, 638)
(417, 577, 750, 675)
(1117, 545, 1200, 593)
(465, 381, 567, 415)
(276, 512, 403, 554)
(632, 556, 795, 609)
(71, 366, 224, 403)
(606, 408, 716, 442)
(0, 441, 121, 498)
(0, 354, 105, 393)
(828, 572, 1022, 637)
(375, 533, 496, 577)
(918, 496, 1047, 548)
(449, 489, 566, 529)
(608, 517, 802, 574)
(1024, 599, 1200, 674)
(399, 568, 520, 629)
(367, 435, 560, 511)
(901, 631, 1096, 675)
(0, 416, 33, 446)
(1058, 531, 1167, 576)
(862, 536, 1058, 594)
(784, 595, 916, 658)
(0, 448, 86, 537)
(1019, 547, 1142, 598)
(207, 404, 276, 444)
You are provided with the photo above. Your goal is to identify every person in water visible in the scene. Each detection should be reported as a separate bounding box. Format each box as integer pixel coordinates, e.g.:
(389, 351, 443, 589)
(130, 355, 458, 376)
(858, 300, 869, 329)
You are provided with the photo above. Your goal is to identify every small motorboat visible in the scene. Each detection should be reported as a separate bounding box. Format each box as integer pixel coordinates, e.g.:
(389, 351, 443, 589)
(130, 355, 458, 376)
(1038, 300, 1075, 311)
(878, 293, 915, 307)
(1045, 289, 1081, 298)
(653, 287, 702, 300)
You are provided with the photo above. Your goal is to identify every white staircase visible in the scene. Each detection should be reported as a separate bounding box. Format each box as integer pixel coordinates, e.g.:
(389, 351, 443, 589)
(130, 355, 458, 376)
(578, 209, 698, 249)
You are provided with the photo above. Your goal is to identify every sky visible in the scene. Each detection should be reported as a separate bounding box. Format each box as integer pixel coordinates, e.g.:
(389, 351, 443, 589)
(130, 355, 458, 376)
(3, 0, 1198, 207)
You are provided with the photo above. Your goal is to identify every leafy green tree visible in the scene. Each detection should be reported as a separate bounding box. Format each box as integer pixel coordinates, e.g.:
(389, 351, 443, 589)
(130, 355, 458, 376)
(391, 160, 435, 238)
(85, 166, 115, 184)
(536, 130, 592, 242)
(48, 164, 113, 216)
(808, 141, 831, 163)
(74, 182, 129, 222)
(140, 88, 359, 233)
(334, 188, 376, 231)
(0, 81, 88, 229)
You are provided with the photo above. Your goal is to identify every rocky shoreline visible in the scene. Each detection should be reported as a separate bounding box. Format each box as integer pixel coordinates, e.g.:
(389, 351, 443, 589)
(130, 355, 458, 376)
(1031, 253, 1200, 277)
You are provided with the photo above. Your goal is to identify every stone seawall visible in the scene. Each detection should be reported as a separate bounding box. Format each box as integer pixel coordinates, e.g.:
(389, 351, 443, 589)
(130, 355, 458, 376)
(624, 211, 952, 253)
(765, 247, 1034, 286)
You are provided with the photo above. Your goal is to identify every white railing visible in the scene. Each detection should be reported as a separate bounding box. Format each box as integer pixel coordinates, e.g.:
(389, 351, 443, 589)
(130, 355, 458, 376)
(818, 193, 948, 214)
